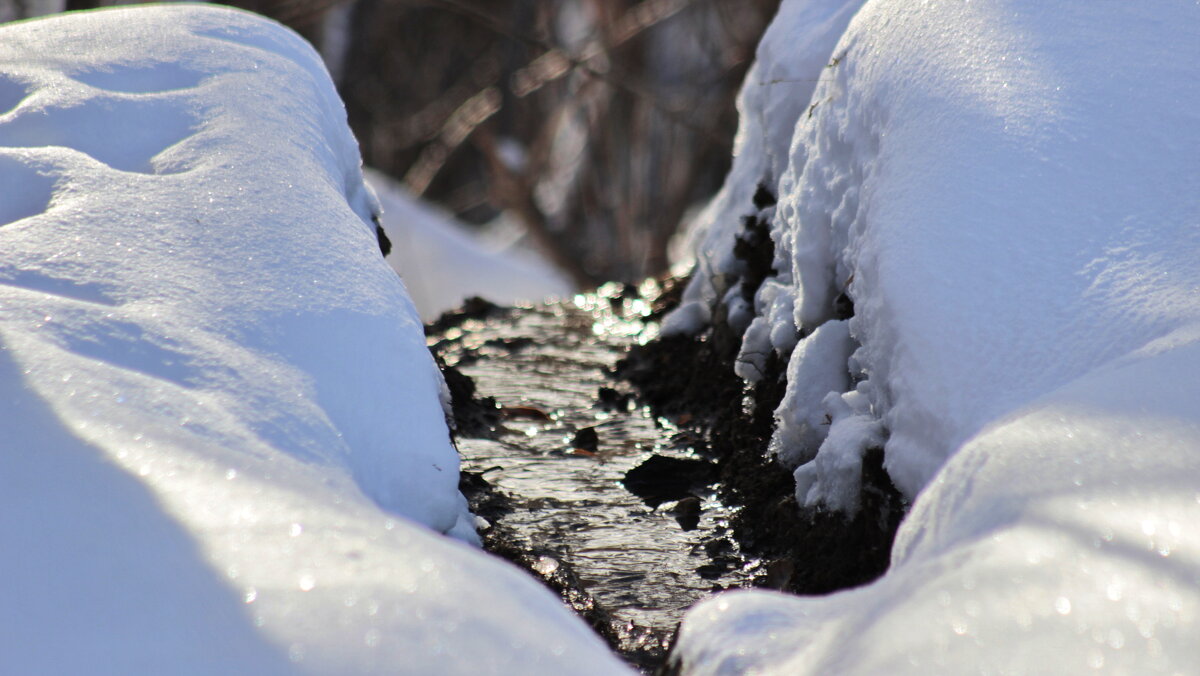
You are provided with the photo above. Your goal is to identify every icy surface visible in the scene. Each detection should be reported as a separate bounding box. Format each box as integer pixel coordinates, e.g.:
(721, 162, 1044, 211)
(0, 7, 626, 673)
(675, 0, 1200, 672)
(367, 169, 572, 321)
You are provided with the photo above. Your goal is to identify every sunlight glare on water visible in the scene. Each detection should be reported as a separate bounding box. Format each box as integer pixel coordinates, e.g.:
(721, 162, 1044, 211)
(437, 292, 753, 664)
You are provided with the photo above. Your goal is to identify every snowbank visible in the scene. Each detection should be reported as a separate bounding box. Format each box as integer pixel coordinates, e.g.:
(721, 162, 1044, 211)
(673, 0, 1200, 672)
(0, 7, 625, 673)
(663, 0, 865, 336)
(678, 335, 1200, 674)
(367, 169, 572, 321)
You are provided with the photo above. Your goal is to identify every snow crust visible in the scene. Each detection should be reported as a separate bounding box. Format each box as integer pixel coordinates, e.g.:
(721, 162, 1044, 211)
(0, 7, 626, 673)
(674, 0, 1200, 672)
(366, 169, 572, 321)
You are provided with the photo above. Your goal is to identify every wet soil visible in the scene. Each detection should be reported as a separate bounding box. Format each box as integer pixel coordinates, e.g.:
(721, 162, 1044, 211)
(614, 186, 904, 601)
(619, 328, 905, 598)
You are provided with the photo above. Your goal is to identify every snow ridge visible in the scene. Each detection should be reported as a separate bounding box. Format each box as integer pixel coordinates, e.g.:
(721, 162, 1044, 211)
(0, 7, 628, 673)
(673, 0, 1200, 672)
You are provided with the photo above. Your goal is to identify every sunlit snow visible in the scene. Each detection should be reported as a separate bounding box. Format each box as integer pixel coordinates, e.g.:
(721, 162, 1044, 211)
(672, 0, 1200, 673)
(3, 0, 1198, 673)
(0, 6, 626, 674)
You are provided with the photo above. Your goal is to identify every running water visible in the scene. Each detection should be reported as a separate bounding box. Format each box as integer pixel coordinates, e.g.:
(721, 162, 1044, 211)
(428, 282, 756, 671)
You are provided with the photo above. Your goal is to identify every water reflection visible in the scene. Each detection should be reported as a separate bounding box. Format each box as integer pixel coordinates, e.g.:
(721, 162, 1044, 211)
(432, 287, 753, 667)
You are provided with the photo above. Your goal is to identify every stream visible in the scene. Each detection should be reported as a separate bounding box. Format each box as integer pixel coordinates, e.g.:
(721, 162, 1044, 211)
(427, 282, 759, 671)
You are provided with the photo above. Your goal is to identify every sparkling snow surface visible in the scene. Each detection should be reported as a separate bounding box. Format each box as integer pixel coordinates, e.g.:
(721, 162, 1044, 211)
(674, 0, 1200, 673)
(0, 7, 625, 674)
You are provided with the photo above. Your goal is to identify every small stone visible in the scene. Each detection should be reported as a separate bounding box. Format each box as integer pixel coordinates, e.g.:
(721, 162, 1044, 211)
(668, 496, 702, 531)
(622, 454, 717, 507)
(572, 426, 600, 453)
(761, 559, 795, 590)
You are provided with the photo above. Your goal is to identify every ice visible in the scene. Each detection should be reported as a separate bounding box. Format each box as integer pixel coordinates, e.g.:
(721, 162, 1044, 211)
(673, 0, 1200, 672)
(0, 7, 627, 673)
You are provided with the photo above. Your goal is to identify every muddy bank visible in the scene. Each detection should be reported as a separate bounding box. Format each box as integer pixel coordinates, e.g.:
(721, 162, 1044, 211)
(428, 278, 904, 672)
(618, 328, 905, 597)
(614, 186, 904, 598)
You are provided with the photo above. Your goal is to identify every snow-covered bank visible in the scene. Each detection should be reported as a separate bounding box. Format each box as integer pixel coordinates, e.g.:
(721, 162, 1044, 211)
(665, 0, 865, 336)
(672, 0, 1200, 672)
(0, 7, 625, 673)
(366, 169, 572, 321)
(678, 341, 1200, 673)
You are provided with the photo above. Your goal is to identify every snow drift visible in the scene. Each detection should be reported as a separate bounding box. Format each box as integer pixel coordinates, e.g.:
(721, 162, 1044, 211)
(672, 0, 1200, 673)
(366, 169, 572, 322)
(0, 6, 625, 674)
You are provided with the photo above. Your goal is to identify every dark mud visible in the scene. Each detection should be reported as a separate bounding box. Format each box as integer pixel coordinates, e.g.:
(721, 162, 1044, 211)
(618, 326, 905, 596)
(617, 185, 904, 597)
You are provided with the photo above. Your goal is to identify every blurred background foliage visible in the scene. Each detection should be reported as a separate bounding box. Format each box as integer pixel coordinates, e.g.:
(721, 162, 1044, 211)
(2, 0, 779, 287)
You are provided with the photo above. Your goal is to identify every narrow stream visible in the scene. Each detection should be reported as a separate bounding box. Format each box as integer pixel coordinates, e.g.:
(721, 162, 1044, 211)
(428, 282, 756, 671)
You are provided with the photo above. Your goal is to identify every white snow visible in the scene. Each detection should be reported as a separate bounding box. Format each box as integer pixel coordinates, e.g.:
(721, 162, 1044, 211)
(367, 169, 572, 321)
(673, 0, 1200, 672)
(0, 6, 626, 674)
(662, 0, 865, 336)
(766, 318, 852, 468)
(7, 0, 1200, 672)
